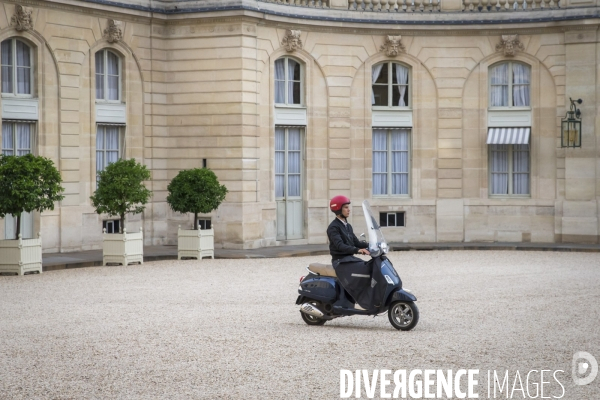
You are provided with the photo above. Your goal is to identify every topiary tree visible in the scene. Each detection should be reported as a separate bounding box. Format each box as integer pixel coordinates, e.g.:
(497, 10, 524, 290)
(167, 168, 228, 230)
(0, 154, 65, 239)
(90, 158, 152, 233)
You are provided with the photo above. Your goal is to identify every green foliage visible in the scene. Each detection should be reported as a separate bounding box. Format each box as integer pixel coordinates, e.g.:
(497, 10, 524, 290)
(90, 159, 152, 229)
(167, 168, 228, 229)
(0, 154, 65, 239)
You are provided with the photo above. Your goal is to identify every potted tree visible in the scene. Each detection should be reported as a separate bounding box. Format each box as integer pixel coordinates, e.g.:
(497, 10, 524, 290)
(167, 168, 227, 260)
(90, 158, 151, 266)
(0, 154, 64, 275)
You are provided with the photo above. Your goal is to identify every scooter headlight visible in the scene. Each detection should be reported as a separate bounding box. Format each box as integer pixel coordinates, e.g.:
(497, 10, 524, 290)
(384, 275, 394, 285)
(381, 242, 389, 254)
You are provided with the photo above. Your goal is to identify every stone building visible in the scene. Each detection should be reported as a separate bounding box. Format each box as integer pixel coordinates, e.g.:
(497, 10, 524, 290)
(0, 0, 598, 251)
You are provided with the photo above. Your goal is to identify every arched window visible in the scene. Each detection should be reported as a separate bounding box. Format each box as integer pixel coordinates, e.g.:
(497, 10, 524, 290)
(489, 61, 530, 108)
(1, 38, 32, 96)
(274, 57, 302, 106)
(372, 62, 409, 107)
(95, 49, 121, 102)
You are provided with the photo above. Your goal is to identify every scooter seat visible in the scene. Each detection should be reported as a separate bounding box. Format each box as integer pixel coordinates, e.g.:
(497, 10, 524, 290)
(308, 263, 337, 278)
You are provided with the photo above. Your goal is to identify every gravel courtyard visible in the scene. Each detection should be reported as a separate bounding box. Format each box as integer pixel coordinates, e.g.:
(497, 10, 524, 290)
(1, 250, 599, 399)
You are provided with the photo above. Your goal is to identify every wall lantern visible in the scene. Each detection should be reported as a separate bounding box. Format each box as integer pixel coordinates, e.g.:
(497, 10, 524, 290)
(561, 97, 583, 148)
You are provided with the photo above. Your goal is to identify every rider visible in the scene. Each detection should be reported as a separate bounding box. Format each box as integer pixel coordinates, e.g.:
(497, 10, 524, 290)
(327, 195, 370, 261)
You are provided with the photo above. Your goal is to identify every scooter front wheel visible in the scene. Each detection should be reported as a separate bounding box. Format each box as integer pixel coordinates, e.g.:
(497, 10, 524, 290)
(388, 301, 419, 331)
(300, 300, 327, 326)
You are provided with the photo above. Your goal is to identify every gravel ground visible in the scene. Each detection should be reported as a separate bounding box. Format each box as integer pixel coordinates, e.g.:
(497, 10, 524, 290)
(1, 250, 599, 399)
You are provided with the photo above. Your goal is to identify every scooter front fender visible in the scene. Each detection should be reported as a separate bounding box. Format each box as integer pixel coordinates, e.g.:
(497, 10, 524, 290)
(387, 289, 417, 305)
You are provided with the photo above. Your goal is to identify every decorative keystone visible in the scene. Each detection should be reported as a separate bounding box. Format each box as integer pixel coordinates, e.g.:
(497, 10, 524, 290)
(380, 35, 405, 57)
(496, 34, 525, 57)
(281, 29, 302, 53)
(11, 5, 33, 32)
(103, 19, 123, 43)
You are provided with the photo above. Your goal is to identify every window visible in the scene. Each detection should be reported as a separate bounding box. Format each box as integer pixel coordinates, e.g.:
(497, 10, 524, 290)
(372, 129, 410, 196)
(275, 127, 303, 199)
(372, 62, 409, 107)
(1, 38, 32, 96)
(197, 219, 212, 230)
(274, 57, 302, 105)
(95, 49, 121, 102)
(103, 219, 121, 234)
(2, 121, 33, 155)
(380, 212, 405, 227)
(490, 62, 530, 108)
(96, 125, 122, 178)
(489, 144, 530, 195)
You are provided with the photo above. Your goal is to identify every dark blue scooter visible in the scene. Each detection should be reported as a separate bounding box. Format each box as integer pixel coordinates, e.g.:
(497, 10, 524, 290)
(295, 201, 419, 331)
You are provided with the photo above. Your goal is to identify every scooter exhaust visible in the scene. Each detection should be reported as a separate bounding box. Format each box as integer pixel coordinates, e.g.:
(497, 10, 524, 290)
(300, 303, 324, 318)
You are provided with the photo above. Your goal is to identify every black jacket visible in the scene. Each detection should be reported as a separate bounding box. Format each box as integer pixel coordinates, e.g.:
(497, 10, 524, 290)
(327, 217, 368, 260)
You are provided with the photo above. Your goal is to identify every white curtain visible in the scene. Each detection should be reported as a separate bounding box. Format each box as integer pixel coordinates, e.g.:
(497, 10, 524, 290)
(395, 64, 409, 107)
(275, 128, 285, 198)
(96, 126, 120, 175)
(287, 59, 300, 105)
(287, 128, 301, 197)
(1, 40, 12, 94)
(2, 123, 13, 155)
(512, 63, 530, 107)
(274, 59, 285, 104)
(107, 51, 119, 101)
(95, 51, 104, 100)
(391, 129, 409, 194)
(490, 63, 508, 107)
(490, 144, 509, 194)
(16, 123, 31, 155)
(513, 144, 529, 194)
(96, 128, 104, 173)
(16, 41, 30, 95)
(372, 129, 387, 195)
(371, 64, 384, 105)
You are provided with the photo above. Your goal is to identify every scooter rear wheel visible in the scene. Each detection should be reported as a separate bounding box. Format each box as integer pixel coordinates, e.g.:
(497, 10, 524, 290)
(388, 301, 419, 331)
(300, 300, 327, 326)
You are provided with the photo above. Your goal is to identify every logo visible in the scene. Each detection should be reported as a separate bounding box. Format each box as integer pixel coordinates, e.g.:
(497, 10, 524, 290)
(572, 352, 598, 386)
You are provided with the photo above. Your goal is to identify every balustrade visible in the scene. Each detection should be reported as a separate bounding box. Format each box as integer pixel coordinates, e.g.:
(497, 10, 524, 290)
(463, 0, 560, 10)
(259, 0, 331, 7)
(349, 0, 442, 11)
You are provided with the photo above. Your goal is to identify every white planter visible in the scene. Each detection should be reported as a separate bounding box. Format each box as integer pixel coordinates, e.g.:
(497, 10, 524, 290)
(178, 226, 214, 260)
(0, 233, 42, 275)
(102, 228, 144, 266)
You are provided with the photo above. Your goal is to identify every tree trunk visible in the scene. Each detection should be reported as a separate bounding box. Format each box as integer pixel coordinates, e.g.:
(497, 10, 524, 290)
(15, 213, 21, 239)
(120, 213, 125, 233)
(194, 212, 198, 230)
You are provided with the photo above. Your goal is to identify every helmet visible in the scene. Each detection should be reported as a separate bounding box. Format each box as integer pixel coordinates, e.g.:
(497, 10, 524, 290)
(330, 195, 351, 215)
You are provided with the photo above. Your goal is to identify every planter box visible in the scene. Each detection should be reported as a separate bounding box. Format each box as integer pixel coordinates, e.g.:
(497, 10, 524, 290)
(103, 228, 144, 266)
(178, 227, 214, 260)
(0, 234, 42, 275)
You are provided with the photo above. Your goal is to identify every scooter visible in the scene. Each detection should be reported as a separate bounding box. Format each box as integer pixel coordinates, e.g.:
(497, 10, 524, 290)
(295, 200, 419, 331)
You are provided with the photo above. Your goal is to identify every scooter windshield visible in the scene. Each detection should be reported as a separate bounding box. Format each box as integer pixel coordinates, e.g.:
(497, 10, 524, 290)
(362, 200, 387, 255)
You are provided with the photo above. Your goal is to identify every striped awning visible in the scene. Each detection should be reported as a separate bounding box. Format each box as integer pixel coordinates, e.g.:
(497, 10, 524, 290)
(487, 127, 530, 145)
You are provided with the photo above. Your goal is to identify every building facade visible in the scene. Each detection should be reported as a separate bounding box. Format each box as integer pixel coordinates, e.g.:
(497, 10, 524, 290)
(0, 0, 599, 251)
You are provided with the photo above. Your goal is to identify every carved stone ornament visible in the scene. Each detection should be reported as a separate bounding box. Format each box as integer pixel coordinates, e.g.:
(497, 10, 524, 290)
(103, 19, 123, 43)
(10, 5, 33, 32)
(281, 29, 302, 53)
(380, 35, 405, 57)
(496, 35, 525, 57)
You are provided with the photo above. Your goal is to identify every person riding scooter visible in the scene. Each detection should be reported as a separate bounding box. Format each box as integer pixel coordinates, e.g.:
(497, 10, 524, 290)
(327, 195, 376, 309)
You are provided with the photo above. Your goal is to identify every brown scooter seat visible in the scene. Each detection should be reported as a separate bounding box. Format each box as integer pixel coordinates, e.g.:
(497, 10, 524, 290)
(308, 263, 337, 278)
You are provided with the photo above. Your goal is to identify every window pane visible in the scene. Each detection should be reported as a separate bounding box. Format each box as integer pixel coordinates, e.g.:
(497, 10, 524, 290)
(490, 63, 509, 107)
(392, 64, 409, 106)
(105, 127, 119, 150)
(288, 175, 300, 197)
(274, 59, 285, 80)
(107, 76, 119, 100)
(2, 123, 13, 153)
(95, 51, 104, 74)
(513, 144, 530, 195)
(96, 74, 104, 100)
(16, 41, 30, 67)
(2, 66, 12, 93)
(291, 81, 301, 104)
(275, 128, 285, 151)
(2, 40, 12, 66)
(16, 67, 30, 94)
(275, 81, 285, 104)
(490, 144, 509, 194)
(512, 63, 530, 107)
(372, 85, 388, 106)
(96, 150, 104, 173)
(391, 130, 409, 151)
(106, 51, 119, 75)
(275, 175, 284, 198)
(290, 59, 301, 81)
(16, 123, 31, 155)
(388, 213, 396, 226)
(375, 63, 388, 84)
(275, 152, 285, 174)
(373, 173, 387, 195)
(288, 152, 300, 174)
(288, 129, 301, 151)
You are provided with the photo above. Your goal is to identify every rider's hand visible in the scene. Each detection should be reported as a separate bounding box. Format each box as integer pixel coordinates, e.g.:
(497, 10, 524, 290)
(358, 249, 370, 255)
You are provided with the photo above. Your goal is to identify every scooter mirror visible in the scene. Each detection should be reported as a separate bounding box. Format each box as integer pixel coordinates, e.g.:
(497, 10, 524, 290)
(359, 233, 365, 239)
